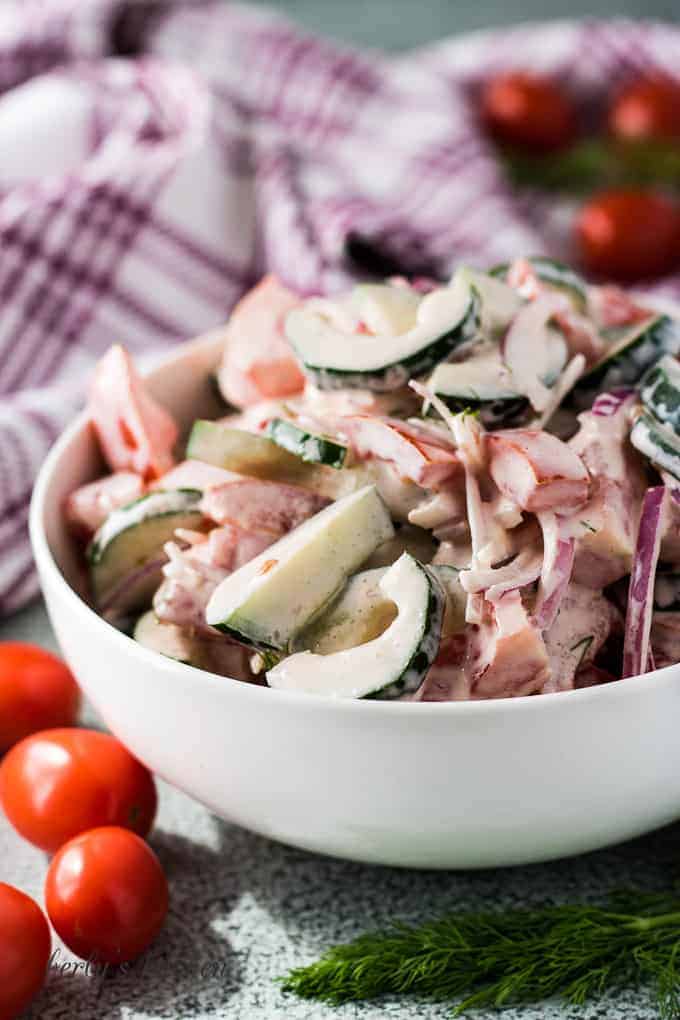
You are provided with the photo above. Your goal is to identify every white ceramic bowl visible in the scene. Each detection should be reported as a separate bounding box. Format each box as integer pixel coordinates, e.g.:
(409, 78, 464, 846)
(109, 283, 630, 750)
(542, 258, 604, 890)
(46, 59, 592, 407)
(30, 331, 680, 869)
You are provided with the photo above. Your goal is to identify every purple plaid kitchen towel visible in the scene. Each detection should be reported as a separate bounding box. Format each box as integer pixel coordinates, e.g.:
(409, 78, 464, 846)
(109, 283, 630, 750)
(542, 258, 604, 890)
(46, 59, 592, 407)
(3, 2, 680, 614)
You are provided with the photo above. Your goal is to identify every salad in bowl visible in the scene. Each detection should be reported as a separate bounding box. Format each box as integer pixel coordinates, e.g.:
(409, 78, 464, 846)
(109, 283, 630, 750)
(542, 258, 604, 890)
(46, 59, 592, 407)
(66, 258, 680, 702)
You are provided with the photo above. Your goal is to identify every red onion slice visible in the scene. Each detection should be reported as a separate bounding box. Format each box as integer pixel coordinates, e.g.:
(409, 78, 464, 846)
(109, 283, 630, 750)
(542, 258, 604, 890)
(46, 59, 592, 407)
(623, 486, 669, 679)
(502, 293, 569, 412)
(591, 388, 636, 418)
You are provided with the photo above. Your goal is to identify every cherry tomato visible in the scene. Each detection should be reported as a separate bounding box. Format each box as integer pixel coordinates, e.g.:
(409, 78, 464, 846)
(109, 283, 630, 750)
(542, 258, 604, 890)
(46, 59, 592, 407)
(575, 189, 680, 281)
(481, 71, 576, 152)
(45, 827, 168, 964)
(0, 728, 157, 853)
(0, 642, 80, 753)
(609, 75, 680, 142)
(0, 883, 51, 1020)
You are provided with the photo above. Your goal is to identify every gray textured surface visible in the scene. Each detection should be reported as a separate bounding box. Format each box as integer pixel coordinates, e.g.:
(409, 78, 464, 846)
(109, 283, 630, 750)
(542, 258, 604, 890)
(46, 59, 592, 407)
(2, 600, 679, 1019)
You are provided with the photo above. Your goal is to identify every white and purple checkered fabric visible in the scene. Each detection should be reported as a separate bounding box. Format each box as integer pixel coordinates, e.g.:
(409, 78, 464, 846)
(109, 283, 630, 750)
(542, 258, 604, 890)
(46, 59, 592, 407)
(2, 2, 680, 614)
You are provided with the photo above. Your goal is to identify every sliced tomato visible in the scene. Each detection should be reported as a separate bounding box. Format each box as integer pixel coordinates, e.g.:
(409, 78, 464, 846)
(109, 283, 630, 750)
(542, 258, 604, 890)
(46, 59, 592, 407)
(191, 523, 274, 572)
(66, 471, 146, 535)
(589, 285, 652, 329)
(506, 256, 542, 299)
(88, 345, 179, 480)
(342, 416, 460, 488)
(216, 275, 306, 409)
(487, 429, 590, 512)
(472, 590, 550, 698)
(150, 459, 239, 492)
(200, 478, 327, 533)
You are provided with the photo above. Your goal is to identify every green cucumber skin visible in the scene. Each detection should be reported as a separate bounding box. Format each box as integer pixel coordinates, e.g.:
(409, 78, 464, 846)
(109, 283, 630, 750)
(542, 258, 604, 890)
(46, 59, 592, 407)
(369, 565, 445, 701)
(300, 288, 482, 392)
(490, 256, 587, 311)
(291, 561, 460, 659)
(574, 316, 680, 400)
(630, 410, 680, 481)
(211, 620, 278, 652)
(187, 420, 300, 472)
(205, 485, 394, 650)
(87, 490, 204, 610)
(215, 575, 370, 652)
(133, 611, 189, 663)
(640, 358, 680, 435)
(428, 393, 531, 429)
(87, 489, 203, 565)
(265, 418, 348, 469)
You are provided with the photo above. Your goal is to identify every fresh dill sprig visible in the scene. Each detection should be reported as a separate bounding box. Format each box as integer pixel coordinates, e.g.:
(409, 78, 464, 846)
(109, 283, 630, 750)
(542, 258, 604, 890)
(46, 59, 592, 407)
(281, 892, 680, 1016)
(503, 138, 680, 194)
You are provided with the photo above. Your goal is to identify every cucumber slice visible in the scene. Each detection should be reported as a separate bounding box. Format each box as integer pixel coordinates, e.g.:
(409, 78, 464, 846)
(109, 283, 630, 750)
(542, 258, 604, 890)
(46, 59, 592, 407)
(428, 350, 528, 427)
(434, 564, 467, 637)
(284, 275, 481, 391)
(491, 256, 587, 312)
(425, 332, 566, 429)
(133, 610, 193, 663)
(291, 562, 464, 657)
(361, 524, 438, 568)
(205, 485, 394, 649)
(266, 553, 445, 699)
(88, 489, 204, 608)
(428, 394, 530, 430)
(264, 417, 348, 468)
(134, 611, 252, 678)
(543, 327, 570, 384)
(188, 420, 302, 476)
(351, 283, 421, 336)
(291, 567, 398, 655)
(573, 315, 680, 400)
(630, 410, 680, 481)
(452, 266, 522, 332)
(640, 354, 680, 435)
(430, 350, 520, 402)
(187, 420, 365, 499)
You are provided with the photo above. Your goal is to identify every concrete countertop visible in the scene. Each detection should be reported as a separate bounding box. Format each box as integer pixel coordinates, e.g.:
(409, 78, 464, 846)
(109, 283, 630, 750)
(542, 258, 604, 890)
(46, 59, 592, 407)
(1, 602, 677, 1019)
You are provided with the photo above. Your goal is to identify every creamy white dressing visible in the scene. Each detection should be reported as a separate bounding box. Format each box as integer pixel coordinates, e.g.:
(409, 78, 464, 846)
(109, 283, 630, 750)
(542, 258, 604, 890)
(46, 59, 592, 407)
(408, 489, 466, 530)
(88, 259, 680, 700)
(304, 296, 361, 334)
(430, 350, 519, 401)
(450, 266, 522, 332)
(285, 277, 471, 373)
(205, 485, 394, 647)
(351, 284, 421, 336)
(267, 554, 442, 698)
(542, 584, 616, 692)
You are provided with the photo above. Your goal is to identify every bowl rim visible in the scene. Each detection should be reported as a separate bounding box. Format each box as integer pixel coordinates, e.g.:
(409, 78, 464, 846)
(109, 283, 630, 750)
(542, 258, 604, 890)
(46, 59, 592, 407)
(29, 330, 680, 718)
